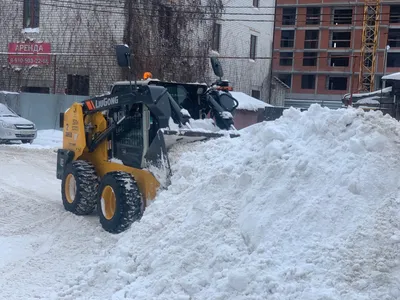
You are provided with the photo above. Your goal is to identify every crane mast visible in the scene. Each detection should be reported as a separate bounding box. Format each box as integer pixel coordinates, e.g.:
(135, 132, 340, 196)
(358, 0, 381, 92)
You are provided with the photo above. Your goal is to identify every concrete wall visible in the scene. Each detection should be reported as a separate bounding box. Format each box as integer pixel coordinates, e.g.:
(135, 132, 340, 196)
(0, 92, 86, 130)
(210, 0, 275, 102)
(270, 77, 288, 106)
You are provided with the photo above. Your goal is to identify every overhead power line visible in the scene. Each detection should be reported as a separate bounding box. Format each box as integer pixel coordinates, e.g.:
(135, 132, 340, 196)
(11, 0, 397, 19)
(0, 52, 365, 61)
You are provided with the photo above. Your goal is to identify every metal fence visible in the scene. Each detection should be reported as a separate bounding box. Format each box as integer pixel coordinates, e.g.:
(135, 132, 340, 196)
(0, 92, 87, 130)
(284, 99, 344, 110)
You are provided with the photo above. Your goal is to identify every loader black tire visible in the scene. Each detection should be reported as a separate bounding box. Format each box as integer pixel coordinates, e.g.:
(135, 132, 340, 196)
(61, 160, 99, 215)
(97, 171, 143, 234)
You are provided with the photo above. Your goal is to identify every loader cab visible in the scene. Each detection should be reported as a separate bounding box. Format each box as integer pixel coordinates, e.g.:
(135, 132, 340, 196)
(107, 102, 152, 170)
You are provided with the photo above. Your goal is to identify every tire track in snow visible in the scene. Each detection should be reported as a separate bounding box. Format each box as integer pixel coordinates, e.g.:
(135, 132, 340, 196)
(0, 146, 115, 300)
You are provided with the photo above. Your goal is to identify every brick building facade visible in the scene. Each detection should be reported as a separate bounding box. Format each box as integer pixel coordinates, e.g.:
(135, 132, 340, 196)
(0, 0, 124, 95)
(272, 1, 400, 102)
(0, 0, 275, 100)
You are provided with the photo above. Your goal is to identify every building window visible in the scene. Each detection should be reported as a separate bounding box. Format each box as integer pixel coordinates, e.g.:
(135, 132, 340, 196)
(390, 5, 400, 23)
(331, 31, 351, 48)
(387, 53, 400, 67)
(280, 30, 294, 48)
(67, 74, 90, 96)
(159, 5, 172, 39)
(329, 54, 349, 67)
(387, 29, 400, 48)
(332, 9, 353, 25)
(251, 90, 261, 99)
(250, 35, 257, 60)
(304, 30, 319, 49)
(327, 76, 347, 90)
(277, 74, 292, 87)
(23, 0, 40, 28)
(253, 0, 259, 8)
(282, 8, 296, 26)
(306, 7, 320, 25)
(301, 75, 316, 89)
(303, 52, 317, 66)
(21, 86, 49, 93)
(212, 23, 221, 52)
(279, 52, 293, 66)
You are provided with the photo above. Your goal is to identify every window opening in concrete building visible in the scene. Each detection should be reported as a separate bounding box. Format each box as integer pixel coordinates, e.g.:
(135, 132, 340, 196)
(282, 8, 296, 25)
(212, 23, 221, 52)
(23, 0, 40, 28)
(280, 30, 295, 47)
(304, 30, 319, 49)
(67, 74, 90, 96)
(306, 7, 321, 25)
(303, 52, 317, 66)
(332, 9, 353, 25)
(301, 75, 316, 89)
(253, 0, 259, 8)
(390, 5, 400, 23)
(159, 5, 172, 39)
(21, 86, 49, 94)
(329, 54, 349, 67)
(387, 53, 400, 67)
(331, 31, 351, 48)
(327, 76, 347, 90)
(387, 29, 400, 48)
(250, 35, 257, 60)
(277, 74, 292, 87)
(251, 90, 261, 99)
(280, 52, 293, 66)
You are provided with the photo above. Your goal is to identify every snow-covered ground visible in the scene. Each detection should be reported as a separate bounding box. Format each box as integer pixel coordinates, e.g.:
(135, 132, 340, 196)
(1, 105, 400, 299)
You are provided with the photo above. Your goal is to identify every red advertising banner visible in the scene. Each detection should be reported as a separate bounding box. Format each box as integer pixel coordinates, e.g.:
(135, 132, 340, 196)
(8, 42, 51, 66)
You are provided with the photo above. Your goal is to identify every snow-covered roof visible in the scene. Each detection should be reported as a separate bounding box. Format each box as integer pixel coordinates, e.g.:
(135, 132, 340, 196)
(0, 90, 19, 95)
(273, 76, 290, 89)
(354, 97, 380, 105)
(382, 72, 400, 81)
(343, 86, 392, 100)
(230, 91, 272, 111)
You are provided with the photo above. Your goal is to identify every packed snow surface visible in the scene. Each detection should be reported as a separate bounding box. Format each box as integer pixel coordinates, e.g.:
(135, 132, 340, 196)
(6, 129, 63, 149)
(1, 105, 400, 299)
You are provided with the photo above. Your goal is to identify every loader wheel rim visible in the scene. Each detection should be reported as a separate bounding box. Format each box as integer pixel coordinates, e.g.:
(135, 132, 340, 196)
(101, 185, 116, 220)
(65, 174, 76, 204)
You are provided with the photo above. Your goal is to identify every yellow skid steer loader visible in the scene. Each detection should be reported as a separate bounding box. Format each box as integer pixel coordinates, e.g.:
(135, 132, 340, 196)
(56, 44, 240, 233)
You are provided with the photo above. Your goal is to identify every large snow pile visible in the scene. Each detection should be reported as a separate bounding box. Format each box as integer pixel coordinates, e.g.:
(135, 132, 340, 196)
(230, 91, 272, 111)
(56, 104, 400, 300)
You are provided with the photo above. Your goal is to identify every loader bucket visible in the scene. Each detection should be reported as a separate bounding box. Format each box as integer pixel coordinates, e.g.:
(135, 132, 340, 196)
(161, 129, 239, 149)
(144, 128, 239, 186)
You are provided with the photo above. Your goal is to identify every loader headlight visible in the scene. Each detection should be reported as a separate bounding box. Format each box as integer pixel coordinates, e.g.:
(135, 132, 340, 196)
(0, 121, 15, 129)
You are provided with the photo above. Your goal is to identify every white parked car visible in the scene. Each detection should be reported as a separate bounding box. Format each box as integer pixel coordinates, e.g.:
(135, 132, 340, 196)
(0, 103, 37, 144)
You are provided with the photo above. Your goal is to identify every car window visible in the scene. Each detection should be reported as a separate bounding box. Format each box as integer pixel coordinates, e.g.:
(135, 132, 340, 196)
(0, 103, 17, 117)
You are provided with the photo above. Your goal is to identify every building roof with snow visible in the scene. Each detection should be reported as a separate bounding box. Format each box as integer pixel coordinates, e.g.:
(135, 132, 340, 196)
(382, 72, 400, 81)
(230, 91, 272, 111)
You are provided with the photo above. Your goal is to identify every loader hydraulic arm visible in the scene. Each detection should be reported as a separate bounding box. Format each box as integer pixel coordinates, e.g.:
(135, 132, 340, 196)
(82, 92, 138, 114)
(206, 91, 238, 131)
